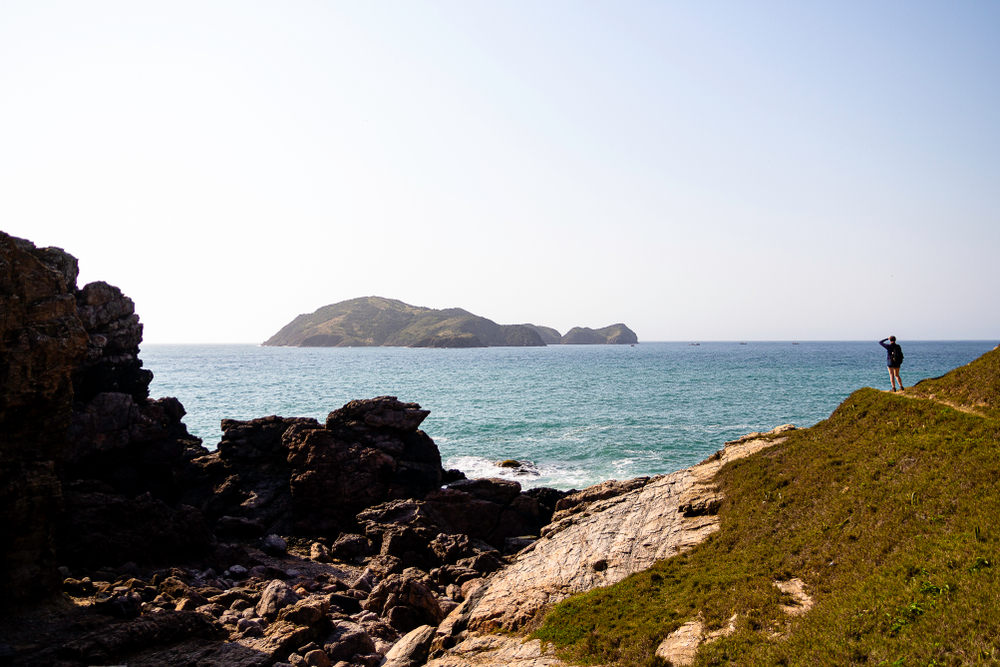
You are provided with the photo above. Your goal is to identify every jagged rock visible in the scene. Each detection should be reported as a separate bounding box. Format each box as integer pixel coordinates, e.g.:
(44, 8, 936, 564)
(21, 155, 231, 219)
(455, 551, 504, 576)
(159, 575, 194, 599)
(311, 542, 333, 562)
(242, 619, 318, 662)
(322, 620, 377, 663)
(326, 397, 430, 432)
(384, 624, 436, 667)
(96, 590, 144, 618)
(524, 487, 568, 527)
(433, 565, 481, 588)
(257, 580, 301, 621)
(362, 571, 447, 630)
(196, 397, 447, 538)
(0, 233, 89, 604)
(277, 595, 331, 627)
(62, 392, 207, 504)
(2, 235, 216, 599)
(331, 533, 375, 560)
(73, 280, 152, 403)
(430, 534, 477, 563)
(366, 554, 404, 577)
(303, 647, 333, 667)
(359, 492, 545, 560)
(445, 478, 522, 505)
(62, 576, 96, 597)
(350, 568, 377, 593)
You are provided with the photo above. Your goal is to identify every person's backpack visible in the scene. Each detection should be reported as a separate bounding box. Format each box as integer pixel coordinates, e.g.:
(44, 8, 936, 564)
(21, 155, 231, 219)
(891, 346, 904, 366)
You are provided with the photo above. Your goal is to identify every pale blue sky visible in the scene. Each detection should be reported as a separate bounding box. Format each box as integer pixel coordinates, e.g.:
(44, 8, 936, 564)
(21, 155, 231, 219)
(2, 1, 998, 343)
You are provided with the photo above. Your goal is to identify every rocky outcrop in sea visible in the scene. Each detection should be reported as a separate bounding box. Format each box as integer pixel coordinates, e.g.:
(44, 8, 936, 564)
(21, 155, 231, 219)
(0, 231, 785, 667)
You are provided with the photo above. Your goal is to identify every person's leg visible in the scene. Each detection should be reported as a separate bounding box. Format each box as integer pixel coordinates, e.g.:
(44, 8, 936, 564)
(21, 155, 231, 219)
(890, 367, 902, 390)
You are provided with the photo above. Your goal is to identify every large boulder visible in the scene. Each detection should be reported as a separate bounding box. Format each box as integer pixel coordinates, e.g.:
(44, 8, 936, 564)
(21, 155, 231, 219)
(194, 397, 448, 538)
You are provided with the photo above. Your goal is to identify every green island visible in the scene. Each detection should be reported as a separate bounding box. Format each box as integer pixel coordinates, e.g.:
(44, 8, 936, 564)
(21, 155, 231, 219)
(533, 345, 1000, 666)
(262, 296, 638, 348)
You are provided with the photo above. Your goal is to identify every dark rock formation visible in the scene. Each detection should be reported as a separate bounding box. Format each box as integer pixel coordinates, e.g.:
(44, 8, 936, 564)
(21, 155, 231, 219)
(0, 232, 209, 603)
(0, 232, 89, 604)
(57, 487, 211, 570)
(73, 280, 152, 403)
(193, 397, 446, 538)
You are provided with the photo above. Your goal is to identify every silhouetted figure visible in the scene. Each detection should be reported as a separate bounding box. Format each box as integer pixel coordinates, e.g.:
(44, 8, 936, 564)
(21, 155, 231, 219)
(879, 336, 904, 391)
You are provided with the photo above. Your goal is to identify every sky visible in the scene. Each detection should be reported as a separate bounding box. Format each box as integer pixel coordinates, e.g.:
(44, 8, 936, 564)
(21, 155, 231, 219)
(2, 1, 998, 343)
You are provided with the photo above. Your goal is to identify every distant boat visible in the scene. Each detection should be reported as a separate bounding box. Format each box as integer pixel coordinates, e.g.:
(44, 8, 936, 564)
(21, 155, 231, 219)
(792, 342, 799, 345)
(689, 343, 700, 346)
(740, 342, 747, 345)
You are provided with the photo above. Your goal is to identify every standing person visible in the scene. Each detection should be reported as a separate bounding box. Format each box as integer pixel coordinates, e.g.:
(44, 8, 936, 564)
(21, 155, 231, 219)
(879, 336, 904, 391)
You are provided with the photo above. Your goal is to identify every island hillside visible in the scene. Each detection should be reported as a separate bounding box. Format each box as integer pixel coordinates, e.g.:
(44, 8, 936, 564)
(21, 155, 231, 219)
(262, 296, 638, 348)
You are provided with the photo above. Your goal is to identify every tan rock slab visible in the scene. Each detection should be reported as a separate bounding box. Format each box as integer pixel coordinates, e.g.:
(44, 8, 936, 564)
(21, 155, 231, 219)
(426, 636, 570, 667)
(654, 618, 704, 666)
(466, 433, 788, 633)
(775, 578, 813, 616)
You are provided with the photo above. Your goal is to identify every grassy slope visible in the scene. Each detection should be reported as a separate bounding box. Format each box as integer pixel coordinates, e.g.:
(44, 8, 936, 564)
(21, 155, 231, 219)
(534, 346, 1000, 666)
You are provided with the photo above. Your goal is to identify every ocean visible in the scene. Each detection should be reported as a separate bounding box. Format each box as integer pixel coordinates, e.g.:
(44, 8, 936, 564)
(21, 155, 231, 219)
(141, 340, 997, 491)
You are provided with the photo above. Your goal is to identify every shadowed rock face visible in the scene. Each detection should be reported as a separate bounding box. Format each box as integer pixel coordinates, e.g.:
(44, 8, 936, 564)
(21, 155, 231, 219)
(0, 233, 89, 603)
(0, 234, 89, 461)
(73, 280, 152, 404)
(195, 397, 452, 538)
(0, 232, 206, 600)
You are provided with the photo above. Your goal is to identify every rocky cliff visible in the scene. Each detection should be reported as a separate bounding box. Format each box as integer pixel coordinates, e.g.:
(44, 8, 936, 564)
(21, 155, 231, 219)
(0, 233, 89, 603)
(0, 231, 202, 603)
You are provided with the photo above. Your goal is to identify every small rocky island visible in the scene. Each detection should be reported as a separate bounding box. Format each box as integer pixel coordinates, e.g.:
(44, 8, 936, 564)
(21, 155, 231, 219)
(261, 296, 637, 348)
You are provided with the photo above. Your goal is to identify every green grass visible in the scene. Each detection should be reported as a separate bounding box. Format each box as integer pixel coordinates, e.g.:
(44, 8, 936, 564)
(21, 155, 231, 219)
(533, 347, 1000, 666)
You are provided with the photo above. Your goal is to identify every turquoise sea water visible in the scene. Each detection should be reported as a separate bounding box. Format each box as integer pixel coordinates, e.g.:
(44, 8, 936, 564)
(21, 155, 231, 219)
(141, 341, 997, 490)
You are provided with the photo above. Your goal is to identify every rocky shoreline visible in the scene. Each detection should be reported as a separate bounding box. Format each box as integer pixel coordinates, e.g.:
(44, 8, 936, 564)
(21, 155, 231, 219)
(0, 232, 787, 667)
